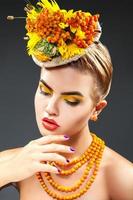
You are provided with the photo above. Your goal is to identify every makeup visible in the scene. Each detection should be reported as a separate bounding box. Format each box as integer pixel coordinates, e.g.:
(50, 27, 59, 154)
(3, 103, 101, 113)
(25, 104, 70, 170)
(42, 117, 60, 131)
(39, 79, 85, 99)
(42, 121, 59, 131)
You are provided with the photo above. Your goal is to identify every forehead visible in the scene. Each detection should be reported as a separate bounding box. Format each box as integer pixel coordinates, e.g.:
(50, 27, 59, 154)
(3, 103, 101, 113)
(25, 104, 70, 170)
(40, 67, 94, 96)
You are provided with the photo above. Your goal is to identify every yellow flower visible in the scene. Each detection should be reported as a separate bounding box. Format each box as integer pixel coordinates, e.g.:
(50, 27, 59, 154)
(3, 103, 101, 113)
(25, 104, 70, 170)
(61, 9, 74, 20)
(27, 33, 41, 55)
(85, 12, 92, 17)
(37, 0, 60, 13)
(27, 7, 39, 21)
(70, 26, 77, 33)
(59, 10, 74, 29)
(58, 43, 84, 59)
(76, 27, 86, 39)
(59, 22, 68, 29)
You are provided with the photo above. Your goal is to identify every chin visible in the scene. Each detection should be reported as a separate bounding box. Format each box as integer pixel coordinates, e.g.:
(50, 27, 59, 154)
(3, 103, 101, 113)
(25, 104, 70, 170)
(39, 127, 58, 136)
(39, 129, 66, 137)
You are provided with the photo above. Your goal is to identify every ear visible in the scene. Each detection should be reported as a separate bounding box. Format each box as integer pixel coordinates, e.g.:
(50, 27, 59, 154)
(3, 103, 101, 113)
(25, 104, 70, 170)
(90, 100, 107, 121)
(95, 100, 107, 115)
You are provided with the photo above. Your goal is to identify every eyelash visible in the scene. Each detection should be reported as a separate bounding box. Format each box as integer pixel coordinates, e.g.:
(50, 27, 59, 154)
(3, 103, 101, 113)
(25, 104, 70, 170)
(39, 87, 81, 106)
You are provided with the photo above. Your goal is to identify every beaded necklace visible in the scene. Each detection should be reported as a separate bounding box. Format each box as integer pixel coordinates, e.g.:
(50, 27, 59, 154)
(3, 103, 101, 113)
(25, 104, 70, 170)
(36, 133, 105, 200)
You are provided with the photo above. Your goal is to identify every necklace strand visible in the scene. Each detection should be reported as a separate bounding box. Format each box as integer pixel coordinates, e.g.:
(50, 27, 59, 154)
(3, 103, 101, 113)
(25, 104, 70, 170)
(44, 145, 104, 192)
(36, 133, 105, 200)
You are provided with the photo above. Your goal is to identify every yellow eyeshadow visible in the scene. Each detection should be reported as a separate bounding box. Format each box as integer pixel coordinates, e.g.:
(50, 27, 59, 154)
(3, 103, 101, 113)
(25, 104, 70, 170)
(39, 82, 52, 94)
(39, 82, 84, 101)
(61, 95, 84, 101)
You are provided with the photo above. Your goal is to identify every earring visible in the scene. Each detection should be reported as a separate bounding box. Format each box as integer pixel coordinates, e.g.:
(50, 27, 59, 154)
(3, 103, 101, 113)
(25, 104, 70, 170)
(90, 114, 98, 122)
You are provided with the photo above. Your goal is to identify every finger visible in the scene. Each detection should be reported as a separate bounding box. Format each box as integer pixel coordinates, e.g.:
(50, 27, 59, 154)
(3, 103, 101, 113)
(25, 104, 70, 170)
(38, 143, 75, 154)
(34, 135, 69, 145)
(37, 163, 60, 174)
(36, 153, 68, 164)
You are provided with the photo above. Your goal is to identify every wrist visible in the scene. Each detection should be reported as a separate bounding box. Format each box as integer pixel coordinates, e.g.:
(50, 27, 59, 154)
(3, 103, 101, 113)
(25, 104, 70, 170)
(0, 162, 12, 188)
(0, 148, 22, 187)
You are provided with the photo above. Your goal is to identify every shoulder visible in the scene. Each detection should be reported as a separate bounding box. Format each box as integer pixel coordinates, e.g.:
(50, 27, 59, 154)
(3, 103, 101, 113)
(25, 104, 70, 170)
(103, 146, 133, 200)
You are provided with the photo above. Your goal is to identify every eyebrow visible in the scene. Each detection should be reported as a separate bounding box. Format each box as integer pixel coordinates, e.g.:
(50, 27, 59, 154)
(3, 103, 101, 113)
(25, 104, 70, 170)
(40, 79, 84, 97)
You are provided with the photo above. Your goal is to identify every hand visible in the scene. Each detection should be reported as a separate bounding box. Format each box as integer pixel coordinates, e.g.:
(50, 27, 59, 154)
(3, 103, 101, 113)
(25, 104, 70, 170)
(5, 135, 74, 183)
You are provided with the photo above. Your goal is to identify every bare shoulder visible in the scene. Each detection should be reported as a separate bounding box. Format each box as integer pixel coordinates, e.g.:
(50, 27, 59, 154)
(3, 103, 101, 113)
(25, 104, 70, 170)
(103, 146, 133, 200)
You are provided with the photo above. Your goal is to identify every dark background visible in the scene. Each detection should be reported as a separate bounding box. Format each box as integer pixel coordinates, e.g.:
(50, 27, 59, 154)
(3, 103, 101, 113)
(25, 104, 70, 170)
(0, 0, 133, 199)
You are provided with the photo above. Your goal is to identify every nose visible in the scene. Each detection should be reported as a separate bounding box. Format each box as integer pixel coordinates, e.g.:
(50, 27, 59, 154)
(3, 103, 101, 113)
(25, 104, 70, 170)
(45, 96, 59, 116)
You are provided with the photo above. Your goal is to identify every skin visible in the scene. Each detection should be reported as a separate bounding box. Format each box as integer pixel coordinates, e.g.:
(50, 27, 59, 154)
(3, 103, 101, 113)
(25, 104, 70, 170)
(0, 66, 133, 200)
(18, 66, 133, 200)
(34, 67, 107, 160)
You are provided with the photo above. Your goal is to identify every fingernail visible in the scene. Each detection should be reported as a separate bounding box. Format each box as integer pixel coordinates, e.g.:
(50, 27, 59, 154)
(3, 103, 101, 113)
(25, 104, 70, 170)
(66, 159, 70, 163)
(64, 135, 70, 139)
(70, 147, 75, 151)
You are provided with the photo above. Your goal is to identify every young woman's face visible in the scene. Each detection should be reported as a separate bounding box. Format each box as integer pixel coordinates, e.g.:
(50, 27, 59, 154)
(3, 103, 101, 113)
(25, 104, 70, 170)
(34, 66, 96, 136)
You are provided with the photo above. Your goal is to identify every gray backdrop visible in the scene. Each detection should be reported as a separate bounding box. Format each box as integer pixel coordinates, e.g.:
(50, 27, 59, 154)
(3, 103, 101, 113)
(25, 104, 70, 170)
(0, 0, 133, 199)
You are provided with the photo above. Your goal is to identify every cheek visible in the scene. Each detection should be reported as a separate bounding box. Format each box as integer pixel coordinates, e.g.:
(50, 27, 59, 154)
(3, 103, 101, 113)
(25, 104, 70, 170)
(63, 103, 93, 128)
(34, 91, 44, 118)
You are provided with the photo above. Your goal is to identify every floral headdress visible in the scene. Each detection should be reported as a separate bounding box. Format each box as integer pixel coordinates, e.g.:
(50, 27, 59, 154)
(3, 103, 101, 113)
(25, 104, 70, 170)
(8, 0, 102, 68)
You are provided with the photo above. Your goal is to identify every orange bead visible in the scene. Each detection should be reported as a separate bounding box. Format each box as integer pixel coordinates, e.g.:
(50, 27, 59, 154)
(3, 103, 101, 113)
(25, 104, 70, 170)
(36, 133, 105, 199)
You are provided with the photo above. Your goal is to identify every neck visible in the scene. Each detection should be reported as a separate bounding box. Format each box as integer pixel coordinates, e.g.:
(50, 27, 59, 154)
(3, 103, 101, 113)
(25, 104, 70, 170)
(62, 125, 93, 160)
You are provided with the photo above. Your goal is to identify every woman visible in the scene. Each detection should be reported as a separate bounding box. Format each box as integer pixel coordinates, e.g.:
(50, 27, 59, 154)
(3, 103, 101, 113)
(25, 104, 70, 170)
(1, 0, 133, 199)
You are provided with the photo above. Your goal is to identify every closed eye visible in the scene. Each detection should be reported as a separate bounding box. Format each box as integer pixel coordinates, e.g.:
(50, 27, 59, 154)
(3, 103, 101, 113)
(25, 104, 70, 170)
(39, 82, 52, 96)
(40, 90, 51, 96)
(39, 82, 81, 106)
(64, 99, 81, 106)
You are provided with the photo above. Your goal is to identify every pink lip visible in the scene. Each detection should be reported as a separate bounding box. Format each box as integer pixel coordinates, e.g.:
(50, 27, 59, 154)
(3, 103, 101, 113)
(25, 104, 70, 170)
(42, 117, 60, 131)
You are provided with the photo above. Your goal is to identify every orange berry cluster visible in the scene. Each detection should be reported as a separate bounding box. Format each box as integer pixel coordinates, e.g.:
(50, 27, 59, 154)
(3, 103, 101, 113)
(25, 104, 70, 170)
(67, 11, 100, 48)
(37, 10, 63, 40)
(26, 9, 72, 45)
(26, 9, 71, 45)
(26, 8, 100, 49)
(26, 18, 35, 32)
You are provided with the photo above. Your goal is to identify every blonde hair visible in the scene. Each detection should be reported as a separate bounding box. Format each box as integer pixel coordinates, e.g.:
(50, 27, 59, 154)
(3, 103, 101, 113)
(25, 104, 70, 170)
(63, 42, 113, 103)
